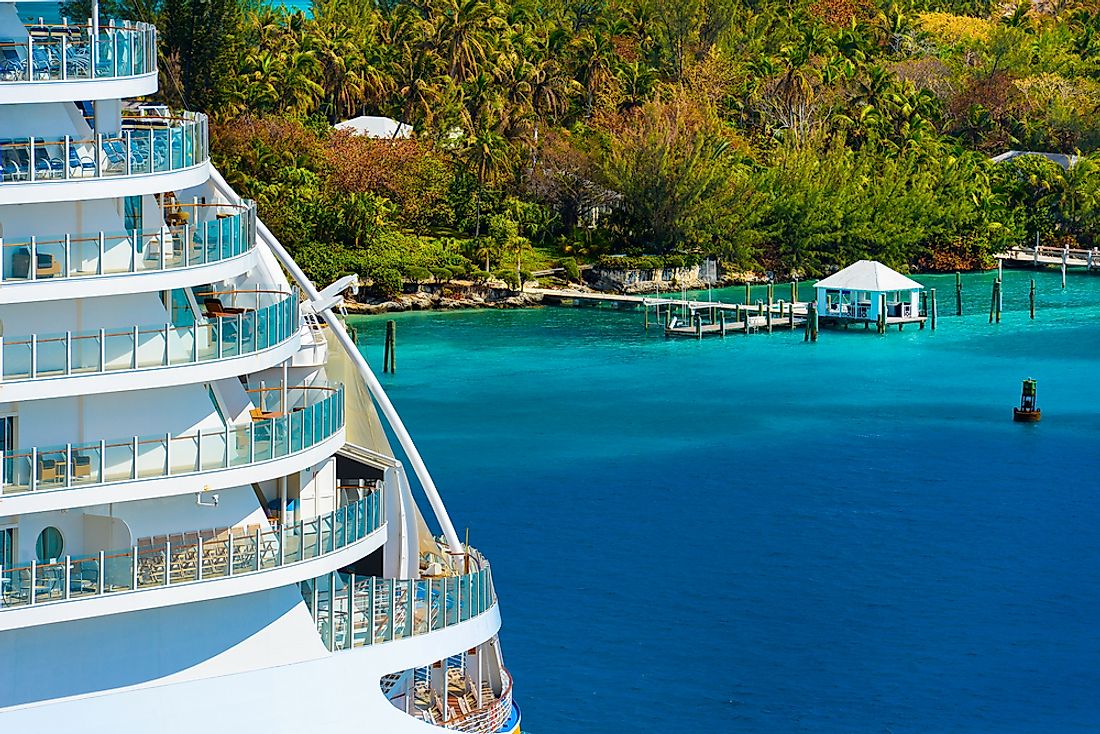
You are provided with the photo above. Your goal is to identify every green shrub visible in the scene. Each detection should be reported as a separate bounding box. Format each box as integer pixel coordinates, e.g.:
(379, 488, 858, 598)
(429, 267, 453, 281)
(558, 256, 580, 280)
(405, 266, 432, 284)
(493, 268, 521, 289)
(369, 267, 403, 298)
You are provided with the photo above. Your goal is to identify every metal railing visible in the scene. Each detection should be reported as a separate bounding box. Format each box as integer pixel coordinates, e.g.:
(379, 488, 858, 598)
(0, 111, 208, 183)
(0, 200, 255, 283)
(0, 289, 299, 382)
(417, 666, 514, 733)
(0, 489, 382, 609)
(0, 20, 156, 83)
(302, 547, 497, 652)
(0, 383, 345, 496)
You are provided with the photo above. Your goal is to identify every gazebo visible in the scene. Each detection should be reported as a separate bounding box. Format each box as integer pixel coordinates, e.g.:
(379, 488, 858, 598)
(814, 260, 924, 326)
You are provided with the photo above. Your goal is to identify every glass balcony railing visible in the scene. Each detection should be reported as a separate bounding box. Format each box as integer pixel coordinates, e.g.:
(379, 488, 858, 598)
(0, 384, 345, 496)
(0, 201, 256, 283)
(0, 489, 382, 609)
(0, 111, 208, 184)
(0, 21, 156, 83)
(302, 548, 497, 652)
(0, 290, 299, 382)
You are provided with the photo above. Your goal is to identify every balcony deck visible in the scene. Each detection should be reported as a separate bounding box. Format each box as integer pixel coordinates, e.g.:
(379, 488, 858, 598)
(0, 287, 299, 399)
(1, 384, 345, 499)
(0, 21, 157, 103)
(0, 112, 209, 203)
(0, 489, 382, 610)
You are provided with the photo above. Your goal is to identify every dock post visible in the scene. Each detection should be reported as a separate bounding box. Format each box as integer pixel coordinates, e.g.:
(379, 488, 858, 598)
(766, 293, 773, 333)
(989, 279, 997, 324)
(695, 313, 702, 340)
(877, 294, 886, 334)
(744, 283, 750, 309)
(930, 288, 937, 331)
(719, 308, 726, 337)
(644, 304, 649, 331)
(791, 280, 797, 306)
(996, 278, 1002, 323)
(743, 301, 750, 334)
(666, 304, 673, 329)
(1029, 279, 1036, 319)
(810, 302, 818, 342)
(384, 320, 396, 374)
(1062, 247, 1068, 288)
(955, 271, 962, 316)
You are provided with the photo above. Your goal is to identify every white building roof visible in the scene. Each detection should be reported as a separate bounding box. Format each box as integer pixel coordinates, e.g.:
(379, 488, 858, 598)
(334, 115, 412, 139)
(814, 260, 923, 291)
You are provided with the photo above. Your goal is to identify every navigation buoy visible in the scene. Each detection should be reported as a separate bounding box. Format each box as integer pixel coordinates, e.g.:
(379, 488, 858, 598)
(1013, 378, 1041, 422)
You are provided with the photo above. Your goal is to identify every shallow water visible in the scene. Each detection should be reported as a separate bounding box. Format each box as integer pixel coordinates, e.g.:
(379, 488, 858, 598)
(351, 269, 1100, 733)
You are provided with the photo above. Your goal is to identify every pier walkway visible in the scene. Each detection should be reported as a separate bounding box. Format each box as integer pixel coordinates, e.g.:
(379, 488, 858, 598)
(997, 244, 1100, 270)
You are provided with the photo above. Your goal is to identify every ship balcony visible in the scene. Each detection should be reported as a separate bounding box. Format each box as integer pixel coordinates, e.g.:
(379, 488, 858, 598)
(303, 547, 498, 653)
(410, 659, 514, 733)
(0, 289, 301, 400)
(0, 21, 157, 103)
(0, 384, 346, 514)
(0, 201, 257, 303)
(0, 111, 209, 204)
(0, 489, 383, 620)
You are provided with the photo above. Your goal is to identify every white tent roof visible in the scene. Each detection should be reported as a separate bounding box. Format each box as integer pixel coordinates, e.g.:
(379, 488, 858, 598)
(334, 115, 412, 139)
(814, 260, 923, 291)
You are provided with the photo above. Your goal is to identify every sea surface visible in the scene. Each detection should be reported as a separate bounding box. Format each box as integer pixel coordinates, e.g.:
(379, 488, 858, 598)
(350, 269, 1100, 733)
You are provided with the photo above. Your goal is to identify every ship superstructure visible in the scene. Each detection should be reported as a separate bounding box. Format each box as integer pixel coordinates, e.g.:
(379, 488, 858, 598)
(0, 3, 517, 730)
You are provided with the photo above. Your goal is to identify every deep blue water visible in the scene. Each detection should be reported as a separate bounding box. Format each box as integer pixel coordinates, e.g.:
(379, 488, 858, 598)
(351, 269, 1100, 733)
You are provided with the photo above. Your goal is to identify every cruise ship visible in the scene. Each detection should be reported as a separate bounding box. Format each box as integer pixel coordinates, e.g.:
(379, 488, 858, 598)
(0, 3, 518, 731)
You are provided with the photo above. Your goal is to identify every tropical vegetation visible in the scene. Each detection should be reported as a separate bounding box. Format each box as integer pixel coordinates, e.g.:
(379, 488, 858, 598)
(89, 0, 1100, 293)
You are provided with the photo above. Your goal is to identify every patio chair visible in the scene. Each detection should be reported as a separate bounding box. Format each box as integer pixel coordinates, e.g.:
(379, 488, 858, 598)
(68, 145, 96, 177)
(12, 248, 61, 279)
(203, 297, 247, 318)
(37, 457, 60, 483)
(70, 453, 92, 478)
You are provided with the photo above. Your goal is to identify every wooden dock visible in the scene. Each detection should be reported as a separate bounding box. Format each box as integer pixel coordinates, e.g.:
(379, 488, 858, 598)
(997, 245, 1100, 271)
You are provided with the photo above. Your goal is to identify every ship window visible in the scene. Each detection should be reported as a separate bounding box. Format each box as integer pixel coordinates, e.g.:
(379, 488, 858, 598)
(125, 195, 143, 233)
(0, 527, 14, 568)
(35, 527, 63, 562)
(0, 415, 13, 452)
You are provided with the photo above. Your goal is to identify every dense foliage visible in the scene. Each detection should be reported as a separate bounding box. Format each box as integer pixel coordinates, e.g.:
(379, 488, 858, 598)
(113, 0, 1100, 288)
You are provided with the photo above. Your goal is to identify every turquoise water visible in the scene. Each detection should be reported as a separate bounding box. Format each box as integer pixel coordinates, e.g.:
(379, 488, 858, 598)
(352, 269, 1100, 733)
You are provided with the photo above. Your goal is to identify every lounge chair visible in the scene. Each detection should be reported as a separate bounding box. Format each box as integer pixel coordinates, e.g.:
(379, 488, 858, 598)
(203, 297, 248, 318)
(12, 248, 61, 279)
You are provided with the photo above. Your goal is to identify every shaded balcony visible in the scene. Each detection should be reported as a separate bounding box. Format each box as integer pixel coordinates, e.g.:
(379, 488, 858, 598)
(0, 111, 207, 184)
(0, 200, 255, 284)
(0, 488, 382, 608)
(0, 20, 155, 83)
(0, 288, 298, 382)
(0, 383, 345, 496)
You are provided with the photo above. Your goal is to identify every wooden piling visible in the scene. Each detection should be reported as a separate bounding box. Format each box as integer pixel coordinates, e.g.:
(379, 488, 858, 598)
(766, 294, 773, 333)
(1062, 248, 1068, 288)
(989, 279, 997, 324)
(384, 319, 396, 373)
(930, 288, 937, 331)
(744, 283, 750, 308)
(644, 304, 649, 331)
(996, 278, 1002, 323)
(877, 294, 886, 334)
(791, 280, 798, 306)
(695, 313, 702, 340)
(1029, 279, 1035, 319)
(955, 271, 962, 316)
(719, 309, 726, 337)
(810, 302, 818, 341)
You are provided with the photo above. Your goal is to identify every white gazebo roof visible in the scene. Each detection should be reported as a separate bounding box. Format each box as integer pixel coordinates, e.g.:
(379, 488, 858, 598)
(814, 260, 923, 291)
(334, 115, 413, 139)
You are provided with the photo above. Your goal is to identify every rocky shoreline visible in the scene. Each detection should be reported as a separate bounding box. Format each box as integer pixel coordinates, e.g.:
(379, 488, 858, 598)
(344, 287, 544, 315)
